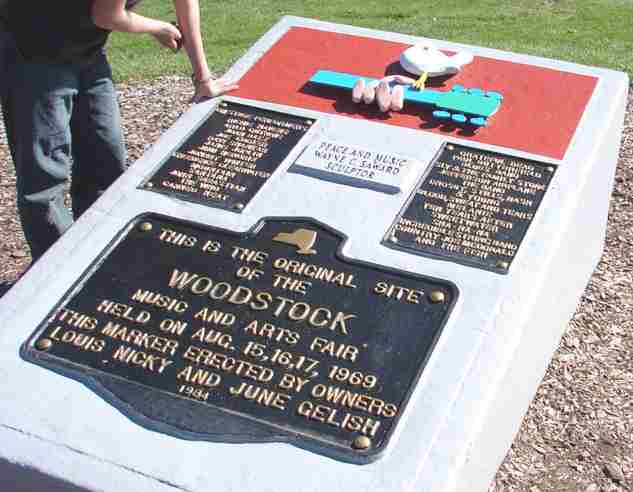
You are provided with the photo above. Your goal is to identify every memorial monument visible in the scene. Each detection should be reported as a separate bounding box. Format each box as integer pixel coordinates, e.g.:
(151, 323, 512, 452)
(0, 16, 628, 492)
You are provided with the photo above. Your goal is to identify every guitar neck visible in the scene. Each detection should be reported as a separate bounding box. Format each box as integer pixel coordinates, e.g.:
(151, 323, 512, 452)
(309, 70, 441, 105)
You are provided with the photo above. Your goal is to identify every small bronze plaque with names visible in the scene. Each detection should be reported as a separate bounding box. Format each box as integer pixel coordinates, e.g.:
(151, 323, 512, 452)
(23, 215, 457, 464)
(143, 102, 313, 211)
(386, 144, 556, 273)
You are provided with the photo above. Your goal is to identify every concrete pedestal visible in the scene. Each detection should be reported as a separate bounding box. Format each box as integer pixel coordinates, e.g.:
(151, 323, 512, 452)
(0, 16, 628, 492)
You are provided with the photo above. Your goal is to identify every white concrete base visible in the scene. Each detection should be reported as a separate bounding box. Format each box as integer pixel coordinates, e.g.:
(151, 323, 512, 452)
(0, 16, 628, 492)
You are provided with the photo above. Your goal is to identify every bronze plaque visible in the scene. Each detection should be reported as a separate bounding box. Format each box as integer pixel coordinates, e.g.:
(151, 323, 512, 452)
(387, 144, 556, 273)
(143, 102, 313, 211)
(22, 215, 457, 464)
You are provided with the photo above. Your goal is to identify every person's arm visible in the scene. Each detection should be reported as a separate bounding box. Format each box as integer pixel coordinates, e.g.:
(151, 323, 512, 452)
(173, 0, 238, 101)
(92, 0, 182, 51)
(92, 0, 237, 101)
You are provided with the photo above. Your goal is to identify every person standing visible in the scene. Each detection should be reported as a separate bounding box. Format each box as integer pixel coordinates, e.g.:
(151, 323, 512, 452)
(0, 0, 237, 262)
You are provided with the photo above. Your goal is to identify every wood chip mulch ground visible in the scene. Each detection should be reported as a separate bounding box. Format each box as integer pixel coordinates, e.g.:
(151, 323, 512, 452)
(0, 77, 631, 491)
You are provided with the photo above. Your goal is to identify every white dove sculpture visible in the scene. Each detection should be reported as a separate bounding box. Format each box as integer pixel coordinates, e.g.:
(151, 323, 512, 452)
(400, 41, 473, 77)
(401, 41, 474, 89)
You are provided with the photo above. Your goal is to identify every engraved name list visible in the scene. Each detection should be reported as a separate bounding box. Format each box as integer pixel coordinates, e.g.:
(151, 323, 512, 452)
(389, 144, 556, 272)
(144, 102, 313, 211)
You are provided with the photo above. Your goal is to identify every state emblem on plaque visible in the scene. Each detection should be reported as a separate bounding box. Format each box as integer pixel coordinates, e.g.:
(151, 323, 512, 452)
(273, 228, 318, 255)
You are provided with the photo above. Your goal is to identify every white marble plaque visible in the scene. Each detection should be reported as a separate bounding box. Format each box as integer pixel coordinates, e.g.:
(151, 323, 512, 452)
(292, 138, 420, 193)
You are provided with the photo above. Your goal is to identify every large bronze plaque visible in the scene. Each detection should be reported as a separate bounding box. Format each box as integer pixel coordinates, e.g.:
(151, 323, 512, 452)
(23, 215, 457, 464)
(387, 144, 556, 273)
(143, 102, 313, 211)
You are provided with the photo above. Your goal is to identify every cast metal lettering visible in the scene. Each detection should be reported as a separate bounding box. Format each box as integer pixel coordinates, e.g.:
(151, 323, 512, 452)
(168, 269, 356, 335)
(390, 144, 555, 272)
(25, 215, 455, 462)
(145, 102, 312, 211)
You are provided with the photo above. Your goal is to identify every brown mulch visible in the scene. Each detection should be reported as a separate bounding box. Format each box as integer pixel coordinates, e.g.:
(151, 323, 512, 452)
(0, 77, 631, 491)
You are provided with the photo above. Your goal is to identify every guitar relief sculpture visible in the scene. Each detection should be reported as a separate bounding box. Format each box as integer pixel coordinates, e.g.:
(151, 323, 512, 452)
(309, 41, 503, 127)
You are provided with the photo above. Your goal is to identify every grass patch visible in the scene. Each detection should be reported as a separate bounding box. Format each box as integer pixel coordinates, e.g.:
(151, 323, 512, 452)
(109, 0, 633, 82)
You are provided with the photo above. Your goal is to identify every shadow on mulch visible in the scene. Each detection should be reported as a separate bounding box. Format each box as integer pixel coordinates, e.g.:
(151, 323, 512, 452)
(0, 280, 16, 299)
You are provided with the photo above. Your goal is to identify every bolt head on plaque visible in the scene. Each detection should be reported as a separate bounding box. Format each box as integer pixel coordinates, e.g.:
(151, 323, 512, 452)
(352, 435, 372, 450)
(496, 260, 510, 270)
(35, 339, 53, 351)
(429, 291, 446, 304)
(139, 222, 153, 232)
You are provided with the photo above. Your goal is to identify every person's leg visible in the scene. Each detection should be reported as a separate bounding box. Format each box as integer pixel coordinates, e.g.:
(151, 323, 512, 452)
(1, 30, 16, 158)
(70, 55, 126, 219)
(6, 57, 79, 261)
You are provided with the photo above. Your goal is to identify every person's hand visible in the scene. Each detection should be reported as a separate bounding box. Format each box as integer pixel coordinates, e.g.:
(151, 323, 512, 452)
(152, 21, 182, 52)
(192, 76, 239, 103)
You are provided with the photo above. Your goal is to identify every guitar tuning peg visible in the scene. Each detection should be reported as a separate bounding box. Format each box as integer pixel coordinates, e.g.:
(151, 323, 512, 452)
(432, 110, 451, 119)
(451, 114, 467, 123)
(469, 117, 487, 127)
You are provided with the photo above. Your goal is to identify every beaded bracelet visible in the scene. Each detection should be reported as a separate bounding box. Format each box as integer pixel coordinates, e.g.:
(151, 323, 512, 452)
(191, 74, 213, 87)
